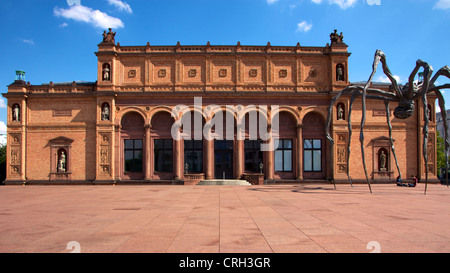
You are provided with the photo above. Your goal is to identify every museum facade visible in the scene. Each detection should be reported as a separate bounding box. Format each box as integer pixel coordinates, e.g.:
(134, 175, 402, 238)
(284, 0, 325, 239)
(2, 30, 439, 185)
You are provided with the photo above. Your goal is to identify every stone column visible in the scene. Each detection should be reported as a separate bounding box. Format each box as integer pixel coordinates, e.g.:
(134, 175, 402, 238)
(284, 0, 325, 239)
(297, 124, 303, 180)
(205, 139, 213, 179)
(235, 139, 243, 179)
(266, 139, 274, 180)
(174, 134, 182, 181)
(144, 125, 151, 180)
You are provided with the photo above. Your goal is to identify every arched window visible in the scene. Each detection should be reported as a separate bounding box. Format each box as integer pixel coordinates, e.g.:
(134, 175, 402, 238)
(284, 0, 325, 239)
(336, 64, 345, 81)
(102, 63, 111, 81)
(302, 112, 326, 180)
(337, 103, 345, 120)
(151, 112, 175, 178)
(121, 112, 145, 179)
(12, 104, 20, 122)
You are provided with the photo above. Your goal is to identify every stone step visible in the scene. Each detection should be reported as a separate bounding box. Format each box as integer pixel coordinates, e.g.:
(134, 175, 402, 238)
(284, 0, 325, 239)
(197, 180, 251, 186)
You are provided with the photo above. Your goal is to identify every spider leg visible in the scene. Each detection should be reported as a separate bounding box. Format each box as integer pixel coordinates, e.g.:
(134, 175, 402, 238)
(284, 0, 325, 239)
(413, 61, 433, 194)
(422, 95, 430, 195)
(435, 90, 449, 188)
(346, 91, 359, 187)
(428, 66, 450, 188)
(430, 65, 450, 86)
(411, 60, 433, 100)
(326, 86, 357, 189)
(368, 50, 402, 98)
(326, 83, 397, 191)
(360, 86, 372, 194)
(385, 101, 402, 181)
(360, 50, 409, 193)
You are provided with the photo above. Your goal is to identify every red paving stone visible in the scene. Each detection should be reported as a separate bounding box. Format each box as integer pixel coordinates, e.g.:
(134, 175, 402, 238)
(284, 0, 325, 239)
(0, 183, 449, 253)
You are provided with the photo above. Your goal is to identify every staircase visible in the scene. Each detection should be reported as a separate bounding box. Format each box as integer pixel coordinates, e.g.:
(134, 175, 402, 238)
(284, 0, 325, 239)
(197, 179, 251, 186)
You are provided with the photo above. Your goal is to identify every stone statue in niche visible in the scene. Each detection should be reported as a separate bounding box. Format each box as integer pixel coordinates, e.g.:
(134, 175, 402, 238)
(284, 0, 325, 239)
(337, 104, 344, 120)
(12, 104, 20, 122)
(102, 64, 110, 81)
(101, 103, 110, 121)
(379, 150, 387, 171)
(58, 151, 67, 173)
(336, 64, 344, 81)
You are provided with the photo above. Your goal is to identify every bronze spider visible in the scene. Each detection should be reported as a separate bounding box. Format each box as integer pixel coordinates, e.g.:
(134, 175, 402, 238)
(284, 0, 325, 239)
(326, 49, 450, 194)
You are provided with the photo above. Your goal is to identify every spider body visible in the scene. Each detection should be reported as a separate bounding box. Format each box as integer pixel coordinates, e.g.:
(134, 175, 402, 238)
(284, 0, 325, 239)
(326, 49, 450, 194)
(394, 99, 415, 119)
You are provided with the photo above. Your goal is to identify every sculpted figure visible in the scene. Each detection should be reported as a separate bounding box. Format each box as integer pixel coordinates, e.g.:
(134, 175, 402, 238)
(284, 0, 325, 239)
(102, 104, 110, 121)
(102, 28, 116, 44)
(58, 151, 66, 173)
(13, 105, 20, 121)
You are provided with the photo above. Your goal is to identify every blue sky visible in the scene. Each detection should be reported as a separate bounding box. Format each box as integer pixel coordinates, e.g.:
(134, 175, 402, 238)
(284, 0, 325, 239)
(1, 0, 450, 133)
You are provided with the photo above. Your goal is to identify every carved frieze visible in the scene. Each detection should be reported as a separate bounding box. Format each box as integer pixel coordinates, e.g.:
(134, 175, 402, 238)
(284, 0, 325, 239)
(128, 69, 137, 78)
(249, 69, 258, 78)
(188, 69, 197, 78)
(219, 69, 227, 78)
(11, 148, 20, 165)
(158, 69, 167, 78)
(279, 69, 288, 78)
(335, 133, 348, 174)
(100, 145, 110, 164)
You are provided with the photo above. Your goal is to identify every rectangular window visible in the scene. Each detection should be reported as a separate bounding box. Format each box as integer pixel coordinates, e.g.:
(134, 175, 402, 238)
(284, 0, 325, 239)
(275, 139, 293, 172)
(244, 140, 263, 173)
(124, 139, 143, 173)
(154, 139, 173, 173)
(304, 139, 322, 172)
(184, 140, 203, 173)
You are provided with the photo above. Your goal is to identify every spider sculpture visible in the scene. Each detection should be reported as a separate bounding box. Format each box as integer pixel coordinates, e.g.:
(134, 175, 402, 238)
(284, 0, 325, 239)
(326, 49, 450, 194)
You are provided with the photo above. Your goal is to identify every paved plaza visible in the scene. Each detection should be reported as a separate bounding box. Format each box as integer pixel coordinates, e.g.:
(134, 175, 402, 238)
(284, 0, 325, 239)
(0, 183, 449, 253)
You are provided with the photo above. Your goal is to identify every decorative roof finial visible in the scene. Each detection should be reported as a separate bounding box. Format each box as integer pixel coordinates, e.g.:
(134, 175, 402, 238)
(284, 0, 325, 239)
(102, 28, 116, 44)
(15, 70, 26, 82)
(330, 29, 344, 45)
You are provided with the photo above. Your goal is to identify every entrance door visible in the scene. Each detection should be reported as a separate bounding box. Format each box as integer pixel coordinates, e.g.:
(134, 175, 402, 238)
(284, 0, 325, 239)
(302, 112, 326, 180)
(214, 140, 234, 179)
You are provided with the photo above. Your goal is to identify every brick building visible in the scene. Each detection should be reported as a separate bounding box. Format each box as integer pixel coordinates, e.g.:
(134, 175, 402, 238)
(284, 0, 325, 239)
(2, 30, 439, 185)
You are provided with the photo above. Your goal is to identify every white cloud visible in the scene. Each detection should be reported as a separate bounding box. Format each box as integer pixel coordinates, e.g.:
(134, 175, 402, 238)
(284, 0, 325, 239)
(435, 0, 450, 9)
(376, 75, 402, 84)
(59, 22, 69, 28)
(434, 0, 450, 9)
(107, 0, 133, 14)
(330, 0, 358, 9)
(54, 3, 124, 29)
(296, 21, 313, 32)
(311, 0, 358, 9)
(267, 0, 279, 4)
(0, 122, 6, 134)
(22, 39, 35, 45)
(0, 98, 6, 109)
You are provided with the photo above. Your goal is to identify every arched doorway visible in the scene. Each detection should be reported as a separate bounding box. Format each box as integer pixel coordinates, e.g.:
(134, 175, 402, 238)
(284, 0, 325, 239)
(181, 110, 206, 175)
(151, 111, 175, 180)
(121, 112, 145, 180)
(208, 110, 236, 179)
(272, 111, 297, 180)
(302, 112, 326, 180)
(242, 110, 266, 175)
